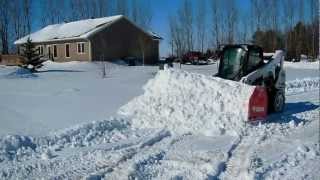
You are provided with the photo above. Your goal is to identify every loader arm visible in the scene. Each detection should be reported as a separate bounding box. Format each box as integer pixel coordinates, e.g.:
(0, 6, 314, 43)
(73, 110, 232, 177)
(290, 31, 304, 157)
(240, 50, 285, 89)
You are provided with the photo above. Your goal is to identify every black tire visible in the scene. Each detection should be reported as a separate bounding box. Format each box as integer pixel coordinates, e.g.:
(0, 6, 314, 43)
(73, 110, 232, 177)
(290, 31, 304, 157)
(271, 90, 285, 113)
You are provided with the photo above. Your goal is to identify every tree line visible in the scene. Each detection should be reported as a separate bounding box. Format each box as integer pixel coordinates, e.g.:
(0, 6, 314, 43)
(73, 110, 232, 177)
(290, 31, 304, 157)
(0, 0, 318, 61)
(169, 0, 319, 61)
(0, 0, 152, 54)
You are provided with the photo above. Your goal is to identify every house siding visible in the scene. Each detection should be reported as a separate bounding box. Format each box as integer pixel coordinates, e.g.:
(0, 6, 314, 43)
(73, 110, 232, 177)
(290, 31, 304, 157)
(30, 40, 91, 62)
(89, 18, 159, 64)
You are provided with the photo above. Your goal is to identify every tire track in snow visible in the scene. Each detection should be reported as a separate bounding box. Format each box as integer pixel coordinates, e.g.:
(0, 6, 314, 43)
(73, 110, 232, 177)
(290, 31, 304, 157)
(221, 136, 255, 180)
(104, 133, 193, 179)
(219, 108, 318, 179)
(1, 129, 171, 179)
(52, 129, 171, 179)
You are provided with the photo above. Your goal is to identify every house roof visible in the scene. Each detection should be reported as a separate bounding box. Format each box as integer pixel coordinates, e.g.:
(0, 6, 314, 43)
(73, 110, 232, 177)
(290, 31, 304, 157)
(14, 15, 162, 45)
(147, 31, 163, 40)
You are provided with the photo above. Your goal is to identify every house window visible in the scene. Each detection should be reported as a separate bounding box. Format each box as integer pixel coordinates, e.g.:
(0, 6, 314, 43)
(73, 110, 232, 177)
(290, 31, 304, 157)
(77, 42, 85, 54)
(53, 45, 57, 57)
(65, 44, 70, 58)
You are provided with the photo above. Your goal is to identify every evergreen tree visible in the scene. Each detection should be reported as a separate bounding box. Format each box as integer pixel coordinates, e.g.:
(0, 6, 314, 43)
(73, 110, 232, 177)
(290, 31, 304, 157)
(20, 38, 43, 72)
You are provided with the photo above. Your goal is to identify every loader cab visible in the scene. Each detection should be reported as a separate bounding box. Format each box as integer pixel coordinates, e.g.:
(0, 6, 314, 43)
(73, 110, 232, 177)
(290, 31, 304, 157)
(217, 44, 263, 81)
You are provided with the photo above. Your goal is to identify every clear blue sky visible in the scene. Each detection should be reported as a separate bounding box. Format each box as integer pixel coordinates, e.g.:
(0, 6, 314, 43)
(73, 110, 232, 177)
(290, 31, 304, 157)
(30, 0, 310, 57)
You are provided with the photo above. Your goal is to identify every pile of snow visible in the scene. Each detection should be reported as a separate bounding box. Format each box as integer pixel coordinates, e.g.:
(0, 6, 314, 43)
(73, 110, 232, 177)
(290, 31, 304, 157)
(0, 135, 36, 162)
(286, 77, 320, 94)
(46, 117, 130, 148)
(4, 68, 37, 78)
(119, 69, 255, 136)
(0, 118, 132, 162)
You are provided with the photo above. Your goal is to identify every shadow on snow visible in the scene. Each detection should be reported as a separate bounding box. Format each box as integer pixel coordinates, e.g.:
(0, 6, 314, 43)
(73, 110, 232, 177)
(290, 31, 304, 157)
(36, 70, 85, 73)
(267, 102, 319, 124)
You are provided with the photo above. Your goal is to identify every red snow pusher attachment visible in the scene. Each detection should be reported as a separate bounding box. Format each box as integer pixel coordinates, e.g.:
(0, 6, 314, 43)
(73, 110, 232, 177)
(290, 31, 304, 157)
(248, 86, 268, 122)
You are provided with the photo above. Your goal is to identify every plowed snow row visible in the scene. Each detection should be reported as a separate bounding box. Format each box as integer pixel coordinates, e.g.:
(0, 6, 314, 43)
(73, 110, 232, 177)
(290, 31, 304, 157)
(119, 69, 255, 136)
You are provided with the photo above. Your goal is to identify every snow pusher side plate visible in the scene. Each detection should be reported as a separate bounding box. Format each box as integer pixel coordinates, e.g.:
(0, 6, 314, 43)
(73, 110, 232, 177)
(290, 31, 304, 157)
(248, 86, 268, 122)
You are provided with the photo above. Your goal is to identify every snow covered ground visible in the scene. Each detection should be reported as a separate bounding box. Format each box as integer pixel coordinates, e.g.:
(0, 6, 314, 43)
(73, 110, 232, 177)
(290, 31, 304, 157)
(0, 62, 156, 136)
(0, 61, 319, 179)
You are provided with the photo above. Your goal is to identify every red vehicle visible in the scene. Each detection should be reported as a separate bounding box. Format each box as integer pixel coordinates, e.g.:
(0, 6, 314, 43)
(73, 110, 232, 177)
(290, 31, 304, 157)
(181, 51, 206, 64)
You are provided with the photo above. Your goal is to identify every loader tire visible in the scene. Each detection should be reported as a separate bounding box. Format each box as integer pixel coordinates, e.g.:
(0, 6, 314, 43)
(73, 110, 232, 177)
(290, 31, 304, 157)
(271, 90, 285, 113)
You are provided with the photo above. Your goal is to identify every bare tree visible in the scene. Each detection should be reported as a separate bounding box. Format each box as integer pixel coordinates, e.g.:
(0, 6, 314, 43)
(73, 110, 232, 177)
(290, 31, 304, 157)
(95, 0, 109, 18)
(266, 0, 280, 50)
(196, 0, 207, 53)
(238, 12, 250, 43)
(130, 0, 152, 29)
(168, 15, 184, 57)
(269, 0, 279, 31)
(11, 0, 23, 42)
(131, 0, 139, 23)
(0, 0, 10, 54)
(179, 0, 194, 52)
(115, 0, 129, 16)
(282, 0, 297, 56)
(41, 0, 66, 26)
(23, 0, 32, 35)
(10, 0, 28, 52)
(298, 0, 305, 23)
(283, 0, 296, 31)
(225, 0, 237, 44)
(69, 0, 91, 20)
(250, 0, 263, 32)
(309, 0, 318, 59)
(211, 0, 223, 48)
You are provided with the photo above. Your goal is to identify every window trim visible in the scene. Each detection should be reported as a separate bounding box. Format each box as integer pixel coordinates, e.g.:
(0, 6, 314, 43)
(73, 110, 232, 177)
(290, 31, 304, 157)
(47, 45, 52, 56)
(53, 44, 58, 58)
(39, 45, 44, 55)
(65, 43, 71, 58)
(77, 42, 85, 54)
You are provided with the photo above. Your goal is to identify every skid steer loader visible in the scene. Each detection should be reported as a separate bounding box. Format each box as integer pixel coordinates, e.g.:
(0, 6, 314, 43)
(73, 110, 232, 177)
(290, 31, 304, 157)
(216, 44, 286, 121)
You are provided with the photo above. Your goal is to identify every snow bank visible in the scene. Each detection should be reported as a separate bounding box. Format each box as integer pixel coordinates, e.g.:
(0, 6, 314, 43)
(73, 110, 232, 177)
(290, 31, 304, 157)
(0, 118, 131, 162)
(286, 77, 319, 94)
(119, 69, 255, 136)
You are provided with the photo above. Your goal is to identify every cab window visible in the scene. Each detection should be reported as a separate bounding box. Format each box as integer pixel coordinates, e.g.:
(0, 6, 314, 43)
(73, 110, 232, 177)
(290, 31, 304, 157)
(247, 49, 262, 73)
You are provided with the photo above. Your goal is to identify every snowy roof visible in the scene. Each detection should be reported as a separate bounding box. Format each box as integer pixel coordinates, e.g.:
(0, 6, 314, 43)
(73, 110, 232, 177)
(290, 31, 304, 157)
(147, 31, 163, 40)
(15, 15, 162, 45)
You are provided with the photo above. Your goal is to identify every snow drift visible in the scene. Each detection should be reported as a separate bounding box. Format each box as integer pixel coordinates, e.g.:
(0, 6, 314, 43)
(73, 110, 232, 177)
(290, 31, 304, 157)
(286, 77, 320, 94)
(119, 69, 255, 136)
(0, 118, 131, 162)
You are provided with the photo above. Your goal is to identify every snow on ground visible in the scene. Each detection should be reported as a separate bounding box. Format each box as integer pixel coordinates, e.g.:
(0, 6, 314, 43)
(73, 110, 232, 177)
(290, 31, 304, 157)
(284, 60, 319, 70)
(0, 61, 157, 136)
(0, 60, 319, 179)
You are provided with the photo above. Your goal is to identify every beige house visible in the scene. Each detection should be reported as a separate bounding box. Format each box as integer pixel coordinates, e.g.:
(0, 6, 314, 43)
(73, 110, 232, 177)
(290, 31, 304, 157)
(14, 15, 162, 64)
